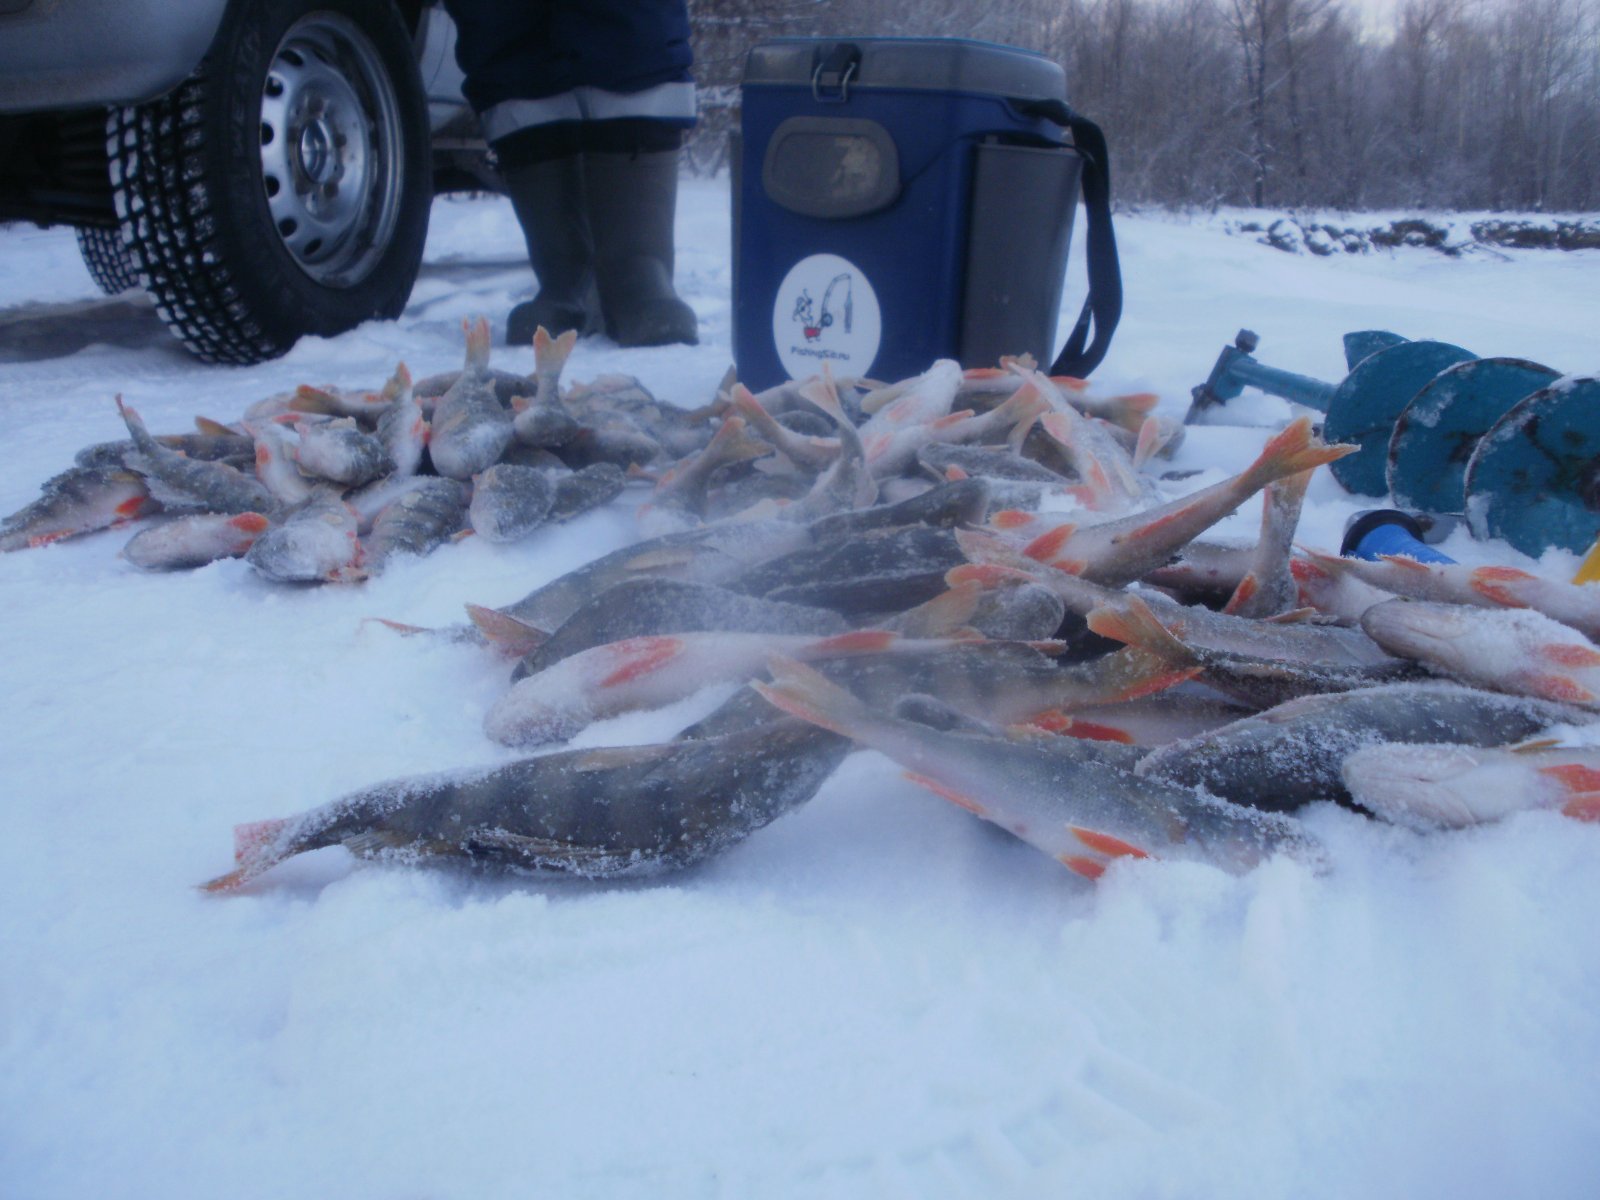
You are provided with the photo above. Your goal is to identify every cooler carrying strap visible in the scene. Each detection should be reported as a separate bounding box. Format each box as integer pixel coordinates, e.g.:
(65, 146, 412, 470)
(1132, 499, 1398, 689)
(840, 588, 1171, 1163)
(1018, 101, 1122, 378)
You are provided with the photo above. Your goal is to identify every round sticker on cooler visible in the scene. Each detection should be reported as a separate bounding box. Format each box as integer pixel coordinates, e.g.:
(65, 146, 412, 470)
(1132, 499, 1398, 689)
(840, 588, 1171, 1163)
(771, 253, 882, 382)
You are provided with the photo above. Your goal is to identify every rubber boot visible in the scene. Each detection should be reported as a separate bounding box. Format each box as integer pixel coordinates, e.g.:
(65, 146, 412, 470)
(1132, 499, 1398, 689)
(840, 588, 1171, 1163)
(503, 155, 603, 346)
(584, 148, 698, 347)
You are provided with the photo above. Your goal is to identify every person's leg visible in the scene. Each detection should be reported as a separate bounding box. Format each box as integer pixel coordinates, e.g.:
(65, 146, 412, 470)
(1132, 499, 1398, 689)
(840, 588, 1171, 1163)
(582, 126, 698, 347)
(442, 0, 697, 346)
(498, 124, 602, 345)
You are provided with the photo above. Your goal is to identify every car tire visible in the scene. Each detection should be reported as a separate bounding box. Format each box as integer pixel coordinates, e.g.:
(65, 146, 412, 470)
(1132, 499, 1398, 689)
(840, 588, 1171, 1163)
(75, 225, 141, 295)
(107, 0, 431, 364)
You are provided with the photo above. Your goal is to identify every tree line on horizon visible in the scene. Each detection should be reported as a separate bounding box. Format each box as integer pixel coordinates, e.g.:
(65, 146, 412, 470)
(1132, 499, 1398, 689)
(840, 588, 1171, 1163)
(687, 0, 1600, 213)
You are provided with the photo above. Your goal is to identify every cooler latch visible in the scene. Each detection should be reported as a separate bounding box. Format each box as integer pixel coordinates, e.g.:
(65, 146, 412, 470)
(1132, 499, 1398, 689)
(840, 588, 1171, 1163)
(811, 44, 860, 103)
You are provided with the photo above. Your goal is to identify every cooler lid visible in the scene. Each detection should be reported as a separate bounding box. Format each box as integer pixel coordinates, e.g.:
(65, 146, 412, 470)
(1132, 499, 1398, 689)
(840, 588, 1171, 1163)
(743, 37, 1066, 104)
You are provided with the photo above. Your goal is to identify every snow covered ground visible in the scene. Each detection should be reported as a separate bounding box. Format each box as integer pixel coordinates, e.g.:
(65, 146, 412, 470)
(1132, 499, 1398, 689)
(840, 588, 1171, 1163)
(2, 181, 1599, 1199)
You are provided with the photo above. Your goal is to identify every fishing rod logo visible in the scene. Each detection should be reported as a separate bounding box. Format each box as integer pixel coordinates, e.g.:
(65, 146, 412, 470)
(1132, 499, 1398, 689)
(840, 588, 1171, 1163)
(773, 252, 882, 381)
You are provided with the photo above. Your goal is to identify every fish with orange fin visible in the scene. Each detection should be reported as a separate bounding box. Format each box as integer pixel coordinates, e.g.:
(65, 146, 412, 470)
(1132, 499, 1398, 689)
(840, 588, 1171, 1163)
(201, 718, 851, 892)
(1360, 599, 1600, 709)
(374, 363, 427, 479)
(483, 626, 997, 748)
(1341, 739, 1600, 830)
(1299, 549, 1600, 641)
(1018, 417, 1355, 587)
(117, 397, 277, 516)
(751, 656, 1318, 879)
(429, 316, 514, 480)
(1034, 381, 1154, 512)
(1222, 469, 1313, 618)
(1087, 592, 1424, 709)
(122, 512, 270, 571)
(1137, 681, 1586, 811)
(0, 465, 155, 552)
(635, 413, 773, 537)
(245, 492, 365, 584)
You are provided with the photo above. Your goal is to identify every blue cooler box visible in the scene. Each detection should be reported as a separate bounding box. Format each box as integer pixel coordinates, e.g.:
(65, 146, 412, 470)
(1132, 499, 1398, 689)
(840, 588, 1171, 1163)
(734, 37, 1099, 389)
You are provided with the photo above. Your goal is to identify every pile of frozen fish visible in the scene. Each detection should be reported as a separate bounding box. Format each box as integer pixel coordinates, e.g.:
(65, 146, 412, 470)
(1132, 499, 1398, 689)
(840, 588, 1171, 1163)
(5, 320, 1594, 892)
(0, 319, 723, 575)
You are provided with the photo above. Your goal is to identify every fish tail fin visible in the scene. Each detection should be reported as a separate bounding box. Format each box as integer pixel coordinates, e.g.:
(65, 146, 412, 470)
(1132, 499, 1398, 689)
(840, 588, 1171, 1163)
(1244, 417, 1355, 490)
(751, 655, 873, 740)
(115, 395, 153, 447)
(1132, 415, 1162, 470)
(193, 415, 235, 437)
(1086, 596, 1198, 667)
(701, 414, 769, 468)
(289, 385, 340, 415)
(464, 603, 549, 656)
(953, 527, 1048, 577)
(1222, 572, 1261, 615)
(887, 580, 983, 638)
(533, 326, 578, 373)
(200, 817, 295, 893)
(463, 315, 492, 372)
(381, 362, 413, 403)
(1563, 794, 1600, 821)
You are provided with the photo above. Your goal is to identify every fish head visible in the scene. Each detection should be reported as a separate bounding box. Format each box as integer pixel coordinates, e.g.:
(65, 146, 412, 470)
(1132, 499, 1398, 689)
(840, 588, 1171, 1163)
(1340, 742, 1487, 830)
(1359, 598, 1474, 658)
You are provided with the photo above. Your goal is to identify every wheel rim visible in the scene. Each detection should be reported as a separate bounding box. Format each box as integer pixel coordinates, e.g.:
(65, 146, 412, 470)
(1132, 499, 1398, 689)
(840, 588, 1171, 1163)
(258, 13, 406, 288)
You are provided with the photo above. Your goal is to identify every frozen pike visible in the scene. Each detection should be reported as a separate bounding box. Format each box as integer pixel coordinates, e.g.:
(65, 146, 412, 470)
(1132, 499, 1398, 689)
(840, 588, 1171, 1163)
(487, 518, 816, 635)
(117, 398, 276, 516)
(469, 463, 555, 544)
(733, 523, 969, 616)
(1360, 599, 1600, 708)
(0, 466, 154, 551)
(1088, 593, 1424, 709)
(202, 719, 850, 890)
(508, 578, 846, 681)
(1303, 551, 1600, 641)
(374, 363, 427, 479)
(1016, 418, 1354, 586)
(809, 476, 991, 540)
(1223, 469, 1313, 617)
(752, 657, 1317, 879)
(1137, 682, 1585, 811)
(953, 528, 1397, 670)
(363, 478, 468, 574)
(428, 316, 514, 479)
(1341, 741, 1600, 831)
(245, 492, 363, 583)
(291, 418, 390, 487)
(122, 512, 270, 571)
(485, 627, 1010, 748)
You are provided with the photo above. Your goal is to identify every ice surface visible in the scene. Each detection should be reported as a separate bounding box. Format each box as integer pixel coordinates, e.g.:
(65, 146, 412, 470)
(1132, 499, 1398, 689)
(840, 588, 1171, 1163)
(3, 184, 1600, 1198)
